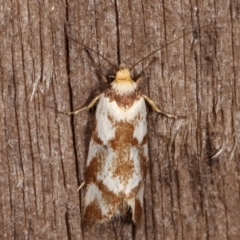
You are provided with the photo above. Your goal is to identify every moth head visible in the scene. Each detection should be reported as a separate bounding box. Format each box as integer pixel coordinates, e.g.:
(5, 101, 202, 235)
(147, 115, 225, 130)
(115, 64, 132, 83)
(111, 64, 137, 94)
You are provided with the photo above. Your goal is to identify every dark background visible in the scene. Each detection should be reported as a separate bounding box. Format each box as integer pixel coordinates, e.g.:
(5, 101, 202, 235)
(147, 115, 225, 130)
(1, 0, 240, 239)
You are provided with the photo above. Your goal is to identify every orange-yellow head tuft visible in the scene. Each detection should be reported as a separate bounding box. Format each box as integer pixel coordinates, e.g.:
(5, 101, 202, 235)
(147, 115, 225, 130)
(111, 65, 137, 94)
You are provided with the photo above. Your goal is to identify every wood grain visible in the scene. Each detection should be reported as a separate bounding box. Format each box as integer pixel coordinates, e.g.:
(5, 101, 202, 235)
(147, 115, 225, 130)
(1, 0, 240, 239)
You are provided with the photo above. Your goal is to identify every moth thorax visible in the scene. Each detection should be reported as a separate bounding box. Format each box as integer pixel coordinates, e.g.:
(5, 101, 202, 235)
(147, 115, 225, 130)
(111, 67, 137, 94)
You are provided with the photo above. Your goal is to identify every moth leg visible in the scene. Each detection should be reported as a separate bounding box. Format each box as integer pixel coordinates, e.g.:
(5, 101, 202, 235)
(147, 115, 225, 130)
(77, 181, 85, 192)
(142, 94, 177, 119)
(68, 94, 101, 115)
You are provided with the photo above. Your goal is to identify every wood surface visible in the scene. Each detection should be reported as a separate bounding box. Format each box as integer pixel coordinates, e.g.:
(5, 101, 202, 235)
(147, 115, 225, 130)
(1, 0, 240, 239)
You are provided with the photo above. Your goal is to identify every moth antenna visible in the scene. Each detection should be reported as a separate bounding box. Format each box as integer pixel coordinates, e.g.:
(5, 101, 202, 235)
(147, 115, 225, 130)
(130, 24, 211, 71)
(135, 57, 157, 81)
(84, 49, 109, 83)
(65, 25, 117, 71)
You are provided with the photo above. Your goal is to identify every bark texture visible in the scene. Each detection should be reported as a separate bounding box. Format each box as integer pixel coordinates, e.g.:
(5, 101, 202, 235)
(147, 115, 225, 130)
(1, 0, 240, 239)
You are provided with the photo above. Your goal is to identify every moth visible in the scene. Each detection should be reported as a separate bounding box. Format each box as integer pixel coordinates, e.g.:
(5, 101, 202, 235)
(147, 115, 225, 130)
(72, 63, 175, 227)
(68, 26, 206, 227)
